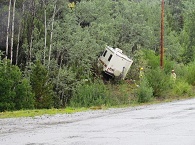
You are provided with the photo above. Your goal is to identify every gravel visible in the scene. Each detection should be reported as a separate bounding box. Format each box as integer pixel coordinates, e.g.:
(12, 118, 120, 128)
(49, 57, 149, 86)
(0, 106, 145, 136)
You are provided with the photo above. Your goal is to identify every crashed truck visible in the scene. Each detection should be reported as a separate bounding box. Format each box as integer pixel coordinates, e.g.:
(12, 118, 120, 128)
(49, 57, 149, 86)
(98, 46, 133, 80)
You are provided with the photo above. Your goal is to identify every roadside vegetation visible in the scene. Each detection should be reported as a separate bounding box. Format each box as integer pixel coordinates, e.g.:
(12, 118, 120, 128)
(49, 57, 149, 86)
(0, 107, 88, 119)
(0, 0, 195, 118)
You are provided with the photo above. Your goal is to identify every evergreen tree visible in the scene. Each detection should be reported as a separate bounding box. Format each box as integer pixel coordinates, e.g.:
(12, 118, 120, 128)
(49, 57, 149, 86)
(30, 61, 54, 109)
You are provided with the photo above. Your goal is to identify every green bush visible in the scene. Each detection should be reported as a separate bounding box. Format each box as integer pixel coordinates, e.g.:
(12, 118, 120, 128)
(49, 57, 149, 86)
(106, 82, 135, 106)
(15, 78, 35, 110)
(172, 79, 192, 96)
(70, 80, 108, 107)
(143, 49, 160, 69)
(146, 67, 171, 98)
(52, 67, 77, 108)
(0, 60, 34, 111)
(185, 61, 195, 86)
(136, 78, 153, 103)
(142, 49, 176, 74)
(30, 61, 54, 109)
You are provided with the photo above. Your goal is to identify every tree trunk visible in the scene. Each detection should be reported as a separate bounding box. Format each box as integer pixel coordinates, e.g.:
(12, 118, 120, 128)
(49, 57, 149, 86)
(29, 0, 35, 66)
(56, 53, 63, 89)
(10, 0, 16, 64)
(29, 35, 33, 65)
(48, 2, 56, 70)
(16, 23, 20, 65)
(16, 1, 24, 65)
(43, 0, 47, 65)
(6, 0, 11, 60)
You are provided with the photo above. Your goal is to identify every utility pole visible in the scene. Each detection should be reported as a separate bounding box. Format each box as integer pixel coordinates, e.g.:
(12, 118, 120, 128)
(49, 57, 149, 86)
(160, 0, 164, 68)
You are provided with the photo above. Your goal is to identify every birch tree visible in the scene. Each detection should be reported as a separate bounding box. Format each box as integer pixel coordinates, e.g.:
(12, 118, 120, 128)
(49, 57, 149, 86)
(16, 1, 25, 65)
(48, 1, 57, 70)
(29, 0, 36, 66)
(43, 0, 47, 65)
(6, 0, 11, 61)
(10, 0, 16, 64)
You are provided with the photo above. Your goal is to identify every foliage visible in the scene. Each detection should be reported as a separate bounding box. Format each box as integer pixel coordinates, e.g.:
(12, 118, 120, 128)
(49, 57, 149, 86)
(52, 66, 77, 108)
(165, 31, 183, 62)
(15, 78, 35, 110)
(146, 67, 171, 98)
(0, 107, 88, 119)
(106, 82, 135, 106)
(180, 2, 195, 64)
(70, 80, 108, 107)
(136, 78, 153, 103)
(185, 61, 195, 86)
(0, 60, 34, 112)
(172, 79, 192, 97)
(30, 61, 54, 109)
(142, 49, 160, 69)
(1, 0, 195, 111)
(131, 49, 175, 78)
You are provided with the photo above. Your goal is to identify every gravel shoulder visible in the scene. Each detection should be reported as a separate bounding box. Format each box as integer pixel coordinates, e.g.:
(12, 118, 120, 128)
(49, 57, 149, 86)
(1, 99, 195, 145)
(0, 105, 146, 136)
(0, 99, 189, 136)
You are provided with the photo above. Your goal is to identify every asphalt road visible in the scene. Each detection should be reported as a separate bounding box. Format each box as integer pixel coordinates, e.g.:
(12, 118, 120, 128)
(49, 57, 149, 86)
(1, 99, 195, 145)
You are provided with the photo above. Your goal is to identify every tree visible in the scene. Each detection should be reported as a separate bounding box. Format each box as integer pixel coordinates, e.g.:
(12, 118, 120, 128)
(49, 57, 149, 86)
(0, 61, 19, 111)
(30, 61, 54, 109)
(10, 0, 16, 64)
(43, 0, 47, 65)
(53, 67, 76, 108)
(181, 1, 195, 64)
(6, 0, 11, 61)
(15, 78, 35, 110)
(48, 0, 57, 70)
(166, 0, 183, 32)
(16, 0, 25, 65)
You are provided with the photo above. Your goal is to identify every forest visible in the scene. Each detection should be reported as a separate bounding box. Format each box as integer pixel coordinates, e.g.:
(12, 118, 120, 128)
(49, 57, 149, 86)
(0, 0, 195, 112)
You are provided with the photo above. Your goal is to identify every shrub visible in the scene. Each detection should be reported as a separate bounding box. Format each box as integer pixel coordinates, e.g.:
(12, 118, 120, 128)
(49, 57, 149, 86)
(30, 61, 54, 109)
(106, 82, 136, 106)
(146, 67, 171, 98)
(143, 49, 160, 69)
(15, 78, 35, 110)
(52, 67, 77, 108)
(136, 78, 153, 103)
(185, 61, 195, 86)
(172, 79, 192, 96)
(70, 80, 108, 107)
(0, 60, 34, 111)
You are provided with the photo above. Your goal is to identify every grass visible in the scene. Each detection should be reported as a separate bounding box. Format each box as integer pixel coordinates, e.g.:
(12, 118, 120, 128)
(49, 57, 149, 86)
(0, 96, 194, 119)
(0, 107, 88, 119)
(1, 84, 194, 119)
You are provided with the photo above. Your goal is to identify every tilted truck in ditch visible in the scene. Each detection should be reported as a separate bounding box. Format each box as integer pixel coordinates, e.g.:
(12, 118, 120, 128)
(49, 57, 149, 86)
(98, 46, 133, 80)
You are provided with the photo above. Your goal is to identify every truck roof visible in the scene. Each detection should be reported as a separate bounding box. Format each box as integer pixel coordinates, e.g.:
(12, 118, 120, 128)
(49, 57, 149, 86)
(106, 46, 132, 62)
